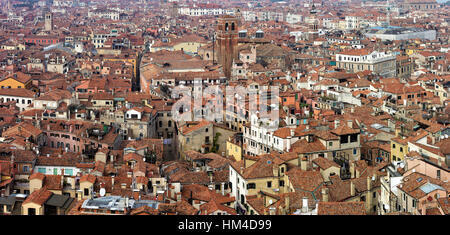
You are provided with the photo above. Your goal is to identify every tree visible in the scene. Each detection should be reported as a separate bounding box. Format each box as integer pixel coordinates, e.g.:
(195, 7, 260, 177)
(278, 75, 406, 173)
(209, 133, 222, 153)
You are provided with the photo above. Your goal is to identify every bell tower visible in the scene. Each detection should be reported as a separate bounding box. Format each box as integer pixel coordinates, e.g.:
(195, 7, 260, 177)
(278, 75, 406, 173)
(45, 12, 53, 31)
(216, 15, 238, 79)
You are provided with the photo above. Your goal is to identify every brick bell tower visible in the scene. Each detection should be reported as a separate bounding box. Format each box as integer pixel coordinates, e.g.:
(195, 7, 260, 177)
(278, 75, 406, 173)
(216, 15, 238, 79)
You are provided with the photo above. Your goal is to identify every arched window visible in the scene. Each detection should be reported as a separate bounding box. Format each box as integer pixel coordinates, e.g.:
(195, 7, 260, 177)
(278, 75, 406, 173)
(231, 23, 235, 31)
(225, 23, 229, 31)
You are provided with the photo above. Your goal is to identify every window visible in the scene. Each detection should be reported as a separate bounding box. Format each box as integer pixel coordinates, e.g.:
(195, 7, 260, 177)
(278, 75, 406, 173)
(350, 134, 358, 142)
(279, 180, 284, 187)
(373, 192, 376, 198)
(392, 144, 396, 149)
(340, 135, 349, 144)
(23, 165, 29, 173)
(353, 148, 357, 155)
(361, 196, 366, 202)
(247, 183, 256, 189)
(267, 181, 272, 188)
(84, 188, 89, 196)
(28, 208, 36, 215)
(400, 147, 403, 153)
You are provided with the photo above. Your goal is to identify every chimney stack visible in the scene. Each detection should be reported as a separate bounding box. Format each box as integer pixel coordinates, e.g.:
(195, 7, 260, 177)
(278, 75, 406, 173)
(301, 197, 308, 213)
(350, 181, 355, 196)
(322, 188, 329, 202)
(221, 182, 225, 196)
(111, 175, 115, 190)
(367, 176, 371, 191)
(301, 157, 308, 171)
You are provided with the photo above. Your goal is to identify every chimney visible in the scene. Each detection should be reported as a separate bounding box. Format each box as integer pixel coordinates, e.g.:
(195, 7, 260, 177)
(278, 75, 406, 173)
(290, 129, 294, 137)
(221, 182, 225, 196)
(25, 141, 31, 151)
(350, 181, 355, 196)
(301, 197, 308, 213)
(301, 157, 308, 171)
(367, 176, 372, 191)
(334, 119, 340, 129)
(307, 134, 314, 143)
(111, 175, 115, 190)
(347, 120, 353, 128)
(322, 188, 329, 202)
